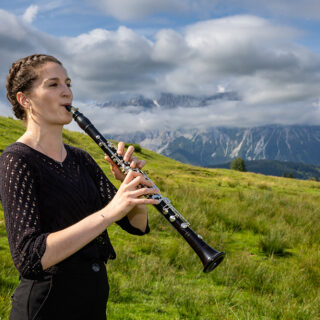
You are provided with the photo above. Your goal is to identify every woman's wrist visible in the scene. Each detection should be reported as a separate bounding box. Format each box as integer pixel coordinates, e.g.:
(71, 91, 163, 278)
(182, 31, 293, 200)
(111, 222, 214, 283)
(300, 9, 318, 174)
(97, 207, 118, 228)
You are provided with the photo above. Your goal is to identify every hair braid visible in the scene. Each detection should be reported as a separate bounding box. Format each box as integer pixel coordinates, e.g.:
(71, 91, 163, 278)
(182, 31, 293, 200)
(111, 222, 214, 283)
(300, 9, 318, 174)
(6, 54, 62, 120)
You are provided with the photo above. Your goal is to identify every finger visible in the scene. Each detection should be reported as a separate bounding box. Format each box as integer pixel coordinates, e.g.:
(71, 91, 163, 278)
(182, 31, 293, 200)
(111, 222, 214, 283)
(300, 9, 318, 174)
(129, 156, 139, 168)
(104, 154, 113, 164)
(117, 141, 125, 156)
(105, 155, 119, 170)
(137, 160, 146, 169)
(122, 169, 139, 184)
(126, 174, 145, 189)
(125, 172, 154, 189)
(105, 155, 119, 172)
(131, 198, 160, 205)
(131, 187, 159, 198)
(124, 145, 135, 162)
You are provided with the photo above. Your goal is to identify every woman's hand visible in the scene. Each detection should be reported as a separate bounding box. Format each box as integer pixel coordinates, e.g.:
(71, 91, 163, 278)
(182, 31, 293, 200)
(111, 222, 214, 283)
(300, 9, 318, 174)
(104, 141, 159, 228)
(104, 142, 145, 182)
(104, 169, 159, 223)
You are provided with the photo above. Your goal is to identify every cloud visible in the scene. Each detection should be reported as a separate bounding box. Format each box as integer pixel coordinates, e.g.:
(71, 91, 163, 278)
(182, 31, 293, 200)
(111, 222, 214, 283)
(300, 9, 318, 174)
(0, 9, 320, 133)
(0, 9, 60, 66)
(40, 0, 70, 12)
(66, 97, 320, 136)
(88, 0, 218, 21)
(61, 26, 160, 100)
(89, 0, 320, 21)
(230, 0, 320, 21)
(0, 100, 12, 118)
(22, 5, 39, 23)
(150, 15, 320, 102)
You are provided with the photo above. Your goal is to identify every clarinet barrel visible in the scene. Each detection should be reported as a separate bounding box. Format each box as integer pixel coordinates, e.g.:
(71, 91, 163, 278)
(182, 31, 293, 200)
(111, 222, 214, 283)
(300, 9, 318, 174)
(65, 105, 225, 273)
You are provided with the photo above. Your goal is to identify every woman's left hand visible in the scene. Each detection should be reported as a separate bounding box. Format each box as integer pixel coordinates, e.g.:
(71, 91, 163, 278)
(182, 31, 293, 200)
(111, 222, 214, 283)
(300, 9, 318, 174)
(104, 141, 146, 182)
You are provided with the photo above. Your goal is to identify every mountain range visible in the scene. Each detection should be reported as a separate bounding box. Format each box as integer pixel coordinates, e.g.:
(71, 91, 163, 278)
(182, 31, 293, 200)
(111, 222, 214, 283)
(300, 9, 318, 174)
(105, 93, 320, 173)
(110, 125, 320, 167)
(102, 92, 239, 109)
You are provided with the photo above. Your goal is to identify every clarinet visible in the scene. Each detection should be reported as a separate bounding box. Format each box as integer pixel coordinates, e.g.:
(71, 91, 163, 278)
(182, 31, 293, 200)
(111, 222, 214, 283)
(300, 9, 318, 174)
(65, 105, 225, 273)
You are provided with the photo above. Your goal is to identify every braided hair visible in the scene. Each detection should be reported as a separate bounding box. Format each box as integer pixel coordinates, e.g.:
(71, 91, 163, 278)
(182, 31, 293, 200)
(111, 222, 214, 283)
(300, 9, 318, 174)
(6, 54, 62, 120)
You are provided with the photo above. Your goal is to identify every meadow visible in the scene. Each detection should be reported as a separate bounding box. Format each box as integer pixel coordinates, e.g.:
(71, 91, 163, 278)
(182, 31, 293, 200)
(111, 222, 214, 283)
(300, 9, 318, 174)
(0, 115, 320, 319)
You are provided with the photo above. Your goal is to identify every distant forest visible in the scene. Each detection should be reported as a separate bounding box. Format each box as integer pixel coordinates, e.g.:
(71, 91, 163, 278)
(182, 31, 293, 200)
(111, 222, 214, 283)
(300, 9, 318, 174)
(209, 159, 320, 181)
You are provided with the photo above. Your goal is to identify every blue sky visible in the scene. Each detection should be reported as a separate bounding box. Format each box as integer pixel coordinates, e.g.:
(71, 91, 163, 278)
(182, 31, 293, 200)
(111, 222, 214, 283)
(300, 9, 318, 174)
(1, 0, 320, 134)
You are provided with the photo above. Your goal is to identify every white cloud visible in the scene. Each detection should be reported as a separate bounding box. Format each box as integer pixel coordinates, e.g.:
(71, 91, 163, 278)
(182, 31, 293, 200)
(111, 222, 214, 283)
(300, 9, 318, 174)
(61, 26, 158, 100)
(152, 29, 192, 65)
(149, 15, 320, 103)
(0, 9, 320, 132)
(22, 5, 39, 24)
(66, 97, 320, 136)
(40, 0, 69, 12)
(88, 0, 320, 21)
(0, 100, 12, 118)
(89, 0, 218, 21)
(217, 85, 226, 93)
(90, 0, 173, 20)
(230, 0, 320, 21)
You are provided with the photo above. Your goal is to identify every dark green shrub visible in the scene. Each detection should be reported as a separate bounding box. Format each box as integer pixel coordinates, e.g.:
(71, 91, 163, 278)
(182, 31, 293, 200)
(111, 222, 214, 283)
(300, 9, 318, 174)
(231, 158, 246, 172)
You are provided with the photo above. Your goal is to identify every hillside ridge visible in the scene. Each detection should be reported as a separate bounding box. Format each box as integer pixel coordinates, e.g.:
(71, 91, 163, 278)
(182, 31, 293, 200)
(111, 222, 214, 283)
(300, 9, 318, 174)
(1, 115, 320, 319)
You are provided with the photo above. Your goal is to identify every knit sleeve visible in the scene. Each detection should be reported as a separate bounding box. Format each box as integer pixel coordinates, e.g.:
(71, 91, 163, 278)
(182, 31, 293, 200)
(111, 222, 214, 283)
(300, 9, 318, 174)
(83, 152, 150, 235)
(0, 152, 49, 279)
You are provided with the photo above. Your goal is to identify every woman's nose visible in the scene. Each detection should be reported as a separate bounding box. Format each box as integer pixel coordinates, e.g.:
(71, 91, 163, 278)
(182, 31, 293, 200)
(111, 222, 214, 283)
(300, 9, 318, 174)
(61, 84, 72, 97)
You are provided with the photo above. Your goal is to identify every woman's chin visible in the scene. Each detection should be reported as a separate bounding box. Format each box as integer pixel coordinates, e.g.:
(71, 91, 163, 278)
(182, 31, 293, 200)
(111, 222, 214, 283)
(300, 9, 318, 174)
(63, 116, 73, 125)
(62, 110, 73, 124)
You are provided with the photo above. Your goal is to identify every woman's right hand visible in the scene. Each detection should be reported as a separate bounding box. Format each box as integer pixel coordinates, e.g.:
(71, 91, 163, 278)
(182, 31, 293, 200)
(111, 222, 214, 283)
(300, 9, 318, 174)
(103, 169, 159, 223)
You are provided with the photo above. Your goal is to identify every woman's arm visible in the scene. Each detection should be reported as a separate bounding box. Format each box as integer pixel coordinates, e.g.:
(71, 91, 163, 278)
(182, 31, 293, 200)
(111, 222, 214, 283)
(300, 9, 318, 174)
(41, 170, 158, 270)
(1, 148, 156, 277)
(126, 204, 148, 232)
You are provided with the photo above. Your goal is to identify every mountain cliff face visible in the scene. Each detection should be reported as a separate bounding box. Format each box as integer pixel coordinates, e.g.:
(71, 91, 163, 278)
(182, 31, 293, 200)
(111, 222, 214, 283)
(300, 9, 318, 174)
(103, 93, 320, 166)
(110, 125, 320, 166)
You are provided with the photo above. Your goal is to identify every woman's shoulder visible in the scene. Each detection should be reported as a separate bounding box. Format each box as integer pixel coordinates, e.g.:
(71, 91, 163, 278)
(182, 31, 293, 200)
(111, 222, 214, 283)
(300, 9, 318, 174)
(0, 142, 39, 173)
(1, 142, 34, 161)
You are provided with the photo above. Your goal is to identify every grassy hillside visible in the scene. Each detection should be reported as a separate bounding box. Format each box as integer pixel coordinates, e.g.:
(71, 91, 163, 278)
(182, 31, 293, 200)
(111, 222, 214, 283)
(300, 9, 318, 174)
(1, 116, 320, 319)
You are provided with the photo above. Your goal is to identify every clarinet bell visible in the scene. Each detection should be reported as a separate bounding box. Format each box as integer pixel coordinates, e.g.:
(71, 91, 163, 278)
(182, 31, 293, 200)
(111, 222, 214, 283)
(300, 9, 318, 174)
(202, 248, 225, 273)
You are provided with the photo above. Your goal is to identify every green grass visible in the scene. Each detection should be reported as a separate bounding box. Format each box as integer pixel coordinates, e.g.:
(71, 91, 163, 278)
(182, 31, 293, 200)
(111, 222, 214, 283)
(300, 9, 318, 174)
(1, 115, 320, 319)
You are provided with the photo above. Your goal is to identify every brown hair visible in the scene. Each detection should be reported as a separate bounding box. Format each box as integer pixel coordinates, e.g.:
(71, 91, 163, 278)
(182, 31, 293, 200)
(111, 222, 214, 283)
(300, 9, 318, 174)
(6, 54, 63, 120)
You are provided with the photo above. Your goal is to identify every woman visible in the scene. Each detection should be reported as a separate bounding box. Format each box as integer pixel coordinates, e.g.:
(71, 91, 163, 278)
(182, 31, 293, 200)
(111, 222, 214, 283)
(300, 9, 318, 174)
(0, 54, 159, 320)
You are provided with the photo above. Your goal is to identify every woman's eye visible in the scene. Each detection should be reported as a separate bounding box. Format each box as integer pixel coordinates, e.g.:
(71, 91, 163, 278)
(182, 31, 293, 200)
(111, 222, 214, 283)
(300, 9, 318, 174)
(67, 83, 72, 88)
(49, 83, 57, 87)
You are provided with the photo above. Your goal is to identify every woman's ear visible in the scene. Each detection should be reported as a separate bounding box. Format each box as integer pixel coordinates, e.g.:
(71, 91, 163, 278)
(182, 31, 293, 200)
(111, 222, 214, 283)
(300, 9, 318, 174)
(16, 92, 30, 110)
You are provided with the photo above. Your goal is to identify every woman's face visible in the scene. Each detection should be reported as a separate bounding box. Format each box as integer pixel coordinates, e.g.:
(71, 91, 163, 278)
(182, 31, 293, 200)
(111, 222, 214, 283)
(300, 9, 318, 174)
(27, 62, 73, 126)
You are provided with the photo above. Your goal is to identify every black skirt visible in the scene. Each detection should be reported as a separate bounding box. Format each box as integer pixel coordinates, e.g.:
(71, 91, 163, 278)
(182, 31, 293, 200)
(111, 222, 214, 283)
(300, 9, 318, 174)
(10, 260, 109, 320)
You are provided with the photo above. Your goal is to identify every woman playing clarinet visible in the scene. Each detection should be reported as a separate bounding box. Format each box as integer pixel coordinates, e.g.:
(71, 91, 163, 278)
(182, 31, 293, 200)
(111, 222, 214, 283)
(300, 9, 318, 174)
(0, 54, 159, 320)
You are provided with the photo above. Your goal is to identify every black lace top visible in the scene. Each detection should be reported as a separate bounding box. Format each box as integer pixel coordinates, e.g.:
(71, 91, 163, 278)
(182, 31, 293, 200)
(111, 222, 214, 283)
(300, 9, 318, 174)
(0, 142, 149, 279)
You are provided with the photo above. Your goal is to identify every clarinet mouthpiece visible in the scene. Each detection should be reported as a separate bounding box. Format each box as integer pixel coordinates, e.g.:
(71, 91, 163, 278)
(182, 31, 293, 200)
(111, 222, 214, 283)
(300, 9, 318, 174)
(65, 105, 79, 113)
